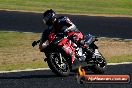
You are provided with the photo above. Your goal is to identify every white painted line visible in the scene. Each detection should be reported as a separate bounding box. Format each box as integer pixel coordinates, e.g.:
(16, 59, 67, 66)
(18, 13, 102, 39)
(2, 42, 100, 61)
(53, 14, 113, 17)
(99, 37, 132, 40)
(0, 62, 132, 73)
(0, 30, 39, 34)
(0, 68, 50, 74)
(108, 62, 132, 65)
(1, 31, 132, 40)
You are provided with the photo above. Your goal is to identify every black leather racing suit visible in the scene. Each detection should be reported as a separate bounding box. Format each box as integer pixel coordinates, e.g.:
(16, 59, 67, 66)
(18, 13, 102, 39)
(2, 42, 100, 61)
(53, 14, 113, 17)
(40, 16, 78, 45)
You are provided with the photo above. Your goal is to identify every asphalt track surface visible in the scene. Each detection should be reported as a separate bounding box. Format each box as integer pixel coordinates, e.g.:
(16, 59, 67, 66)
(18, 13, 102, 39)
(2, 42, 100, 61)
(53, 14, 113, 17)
(0, 10, 132, 39)
(0, 10, 132, 88)
(0, 64, 132, 88)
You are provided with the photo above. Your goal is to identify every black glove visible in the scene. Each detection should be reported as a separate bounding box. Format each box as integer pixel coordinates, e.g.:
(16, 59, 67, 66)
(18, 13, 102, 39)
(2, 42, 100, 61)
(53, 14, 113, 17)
(32, 41, 37, 47)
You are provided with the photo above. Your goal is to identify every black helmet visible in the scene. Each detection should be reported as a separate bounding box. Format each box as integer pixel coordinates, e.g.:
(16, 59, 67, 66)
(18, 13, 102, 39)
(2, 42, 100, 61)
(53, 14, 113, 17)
(43, 9, 57, 25)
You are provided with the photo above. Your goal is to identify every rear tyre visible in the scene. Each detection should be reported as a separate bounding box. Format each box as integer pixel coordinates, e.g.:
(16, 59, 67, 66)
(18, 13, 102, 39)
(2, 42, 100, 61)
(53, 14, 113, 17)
(47, 52, 70, 76)
(90, 53, 107, 74)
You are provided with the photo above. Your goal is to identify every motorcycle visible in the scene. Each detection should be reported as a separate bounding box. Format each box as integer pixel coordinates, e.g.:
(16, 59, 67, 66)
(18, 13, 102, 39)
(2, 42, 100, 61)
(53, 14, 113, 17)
(32, 31, 107, 76)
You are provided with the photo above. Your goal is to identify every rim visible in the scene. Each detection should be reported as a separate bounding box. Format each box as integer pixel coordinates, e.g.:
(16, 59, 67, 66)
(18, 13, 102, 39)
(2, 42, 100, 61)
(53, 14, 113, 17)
(50, 53, 69, 72)
(95, 57, 106, 68)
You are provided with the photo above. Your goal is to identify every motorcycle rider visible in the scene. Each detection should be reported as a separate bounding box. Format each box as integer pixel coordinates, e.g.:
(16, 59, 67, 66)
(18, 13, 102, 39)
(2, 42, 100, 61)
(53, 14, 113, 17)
(32, 9, 93, 62)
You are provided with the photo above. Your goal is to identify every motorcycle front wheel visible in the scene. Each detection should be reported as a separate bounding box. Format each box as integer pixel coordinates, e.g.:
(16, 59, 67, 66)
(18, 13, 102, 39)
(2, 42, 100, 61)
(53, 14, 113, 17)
(47, 52, 70, 76)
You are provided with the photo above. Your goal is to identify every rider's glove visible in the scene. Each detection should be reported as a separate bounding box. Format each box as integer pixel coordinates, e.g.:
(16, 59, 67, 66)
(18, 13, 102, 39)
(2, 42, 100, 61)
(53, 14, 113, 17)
(32, 41, 37, 47)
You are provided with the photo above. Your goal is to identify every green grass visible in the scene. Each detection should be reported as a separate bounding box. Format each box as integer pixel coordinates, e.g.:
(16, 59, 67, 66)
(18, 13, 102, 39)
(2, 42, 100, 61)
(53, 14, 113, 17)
(108, 55, 132, 63)
(0, 31, 48, 71)
(0, 0, 132, 15)
(0, 31, 132, 71)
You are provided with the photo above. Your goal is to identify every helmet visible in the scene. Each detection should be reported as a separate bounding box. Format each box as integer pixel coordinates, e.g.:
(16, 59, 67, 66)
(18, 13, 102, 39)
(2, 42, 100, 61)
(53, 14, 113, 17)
(43, 9, 57, 26)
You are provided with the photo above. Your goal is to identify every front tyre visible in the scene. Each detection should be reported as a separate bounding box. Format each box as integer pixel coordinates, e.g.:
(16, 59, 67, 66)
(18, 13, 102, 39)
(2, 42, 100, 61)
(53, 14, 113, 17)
(47, 52, 70, 76)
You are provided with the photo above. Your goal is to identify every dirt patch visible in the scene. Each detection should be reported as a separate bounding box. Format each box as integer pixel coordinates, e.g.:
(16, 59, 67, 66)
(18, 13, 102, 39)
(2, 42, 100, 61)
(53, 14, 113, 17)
(96, 38, 132, 58)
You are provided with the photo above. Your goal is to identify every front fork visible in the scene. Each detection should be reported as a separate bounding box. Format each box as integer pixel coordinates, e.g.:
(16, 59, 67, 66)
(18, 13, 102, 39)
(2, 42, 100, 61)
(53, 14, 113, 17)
(59, 53, 63, 64)
(44, 52, 63, 63)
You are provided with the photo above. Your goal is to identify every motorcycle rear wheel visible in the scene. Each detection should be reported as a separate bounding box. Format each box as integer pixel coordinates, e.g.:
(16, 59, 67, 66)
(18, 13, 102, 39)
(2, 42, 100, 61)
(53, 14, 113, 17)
(90, 53, 107, 74)
(47, 52, 70, 76)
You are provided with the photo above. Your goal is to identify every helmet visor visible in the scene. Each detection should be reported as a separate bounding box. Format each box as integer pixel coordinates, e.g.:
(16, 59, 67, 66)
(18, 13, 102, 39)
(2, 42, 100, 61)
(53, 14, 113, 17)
(43, 17, 49, 24)
(43, 19, 46, 24)
(43, 14, 52, 24)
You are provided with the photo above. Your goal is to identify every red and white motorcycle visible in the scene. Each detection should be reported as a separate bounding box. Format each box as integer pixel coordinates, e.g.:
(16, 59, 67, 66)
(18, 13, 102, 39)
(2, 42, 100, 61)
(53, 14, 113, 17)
(32, 31, 107, 76)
